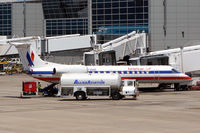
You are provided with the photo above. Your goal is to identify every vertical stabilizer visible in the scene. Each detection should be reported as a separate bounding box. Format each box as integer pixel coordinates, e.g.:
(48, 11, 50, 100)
(13, 43, 46, 70)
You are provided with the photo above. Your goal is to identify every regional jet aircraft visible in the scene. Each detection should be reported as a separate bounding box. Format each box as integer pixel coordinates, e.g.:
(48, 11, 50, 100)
(13, 43, 191, 85)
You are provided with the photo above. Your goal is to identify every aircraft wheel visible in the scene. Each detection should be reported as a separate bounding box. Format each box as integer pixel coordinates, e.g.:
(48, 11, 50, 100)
(111, 92, 121, 100)
(75, 91, 87, 100)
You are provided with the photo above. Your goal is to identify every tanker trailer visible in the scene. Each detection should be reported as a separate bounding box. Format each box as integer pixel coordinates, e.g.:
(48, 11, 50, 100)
(60, 73, 138, 100)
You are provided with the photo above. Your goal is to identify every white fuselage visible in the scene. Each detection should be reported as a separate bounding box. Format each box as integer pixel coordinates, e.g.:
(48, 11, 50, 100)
(11, 42, 192, 85)
(29, 64, 191, 84)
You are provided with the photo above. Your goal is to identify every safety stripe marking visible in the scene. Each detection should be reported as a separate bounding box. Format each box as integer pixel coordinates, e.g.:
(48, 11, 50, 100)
(26, 52, 34, 66)
(34, 77, 60, 81)
(87, 70, 179, 74)
(34, 76, 191, 82)
(29, 71, 54, 74)
(121, 77, 192, 80)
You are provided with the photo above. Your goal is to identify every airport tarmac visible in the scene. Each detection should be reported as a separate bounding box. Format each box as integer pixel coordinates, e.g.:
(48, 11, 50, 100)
(0, 74, 200, 133)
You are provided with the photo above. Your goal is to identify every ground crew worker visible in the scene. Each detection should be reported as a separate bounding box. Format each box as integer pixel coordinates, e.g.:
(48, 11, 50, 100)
(38, 82, 42, 92)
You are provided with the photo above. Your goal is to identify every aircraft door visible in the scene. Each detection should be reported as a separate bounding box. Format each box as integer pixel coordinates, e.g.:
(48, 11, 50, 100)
(153, 68, 160, 82)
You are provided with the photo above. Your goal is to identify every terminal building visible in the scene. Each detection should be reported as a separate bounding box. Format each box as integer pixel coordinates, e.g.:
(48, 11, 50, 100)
(0, 0, 199, 52)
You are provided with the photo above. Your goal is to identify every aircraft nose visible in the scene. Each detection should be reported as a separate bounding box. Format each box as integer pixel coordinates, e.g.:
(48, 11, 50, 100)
(185, 75, 192, 80)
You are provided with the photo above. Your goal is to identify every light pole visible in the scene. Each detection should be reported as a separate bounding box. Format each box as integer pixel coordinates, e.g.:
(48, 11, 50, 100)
(88, 0, 92, 34)
(180, 46, 184, 73)
(23, 0, 26, 37)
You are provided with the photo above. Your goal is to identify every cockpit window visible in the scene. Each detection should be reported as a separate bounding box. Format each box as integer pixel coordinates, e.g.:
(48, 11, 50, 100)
(172, 69, 179, 73)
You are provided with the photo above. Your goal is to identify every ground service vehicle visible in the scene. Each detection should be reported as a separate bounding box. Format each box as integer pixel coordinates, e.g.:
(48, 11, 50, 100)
(22, 81, 37, 95)
(60, 73, 138, 100)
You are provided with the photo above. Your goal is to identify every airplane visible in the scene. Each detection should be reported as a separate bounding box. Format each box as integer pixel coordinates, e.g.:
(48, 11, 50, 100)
(13, 43, 191, 88)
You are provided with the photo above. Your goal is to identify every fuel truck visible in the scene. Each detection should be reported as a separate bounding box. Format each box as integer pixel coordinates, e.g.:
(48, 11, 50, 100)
(60, 73, 138, 100)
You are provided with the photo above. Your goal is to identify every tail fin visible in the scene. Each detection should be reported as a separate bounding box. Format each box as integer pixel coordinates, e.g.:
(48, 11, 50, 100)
(12, 43, 46, 70)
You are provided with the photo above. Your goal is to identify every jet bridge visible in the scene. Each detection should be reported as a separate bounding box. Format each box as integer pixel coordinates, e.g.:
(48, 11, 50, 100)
(129, 42, 200, 73)
(84, 31, 147, 65)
